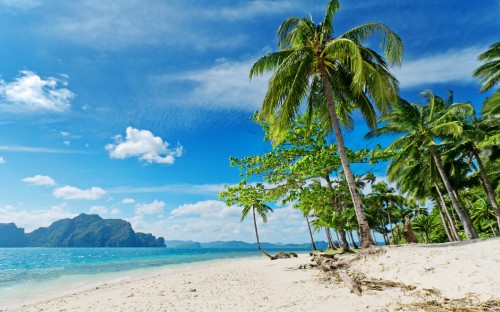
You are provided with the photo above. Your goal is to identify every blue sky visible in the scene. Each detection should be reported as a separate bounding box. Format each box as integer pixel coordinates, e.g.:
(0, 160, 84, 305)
(0, 0, 498, 243)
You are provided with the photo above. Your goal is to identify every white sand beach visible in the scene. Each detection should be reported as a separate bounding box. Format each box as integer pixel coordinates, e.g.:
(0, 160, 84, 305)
(12, 238, 500, 312)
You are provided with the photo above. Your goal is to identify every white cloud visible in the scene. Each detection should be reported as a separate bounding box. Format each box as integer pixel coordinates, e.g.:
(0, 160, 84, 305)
(395, 47, 483, 89)
(0, 204, 75, 232)
(60, 131, 70, 137)
(110, 208, 121, 216)
(128, 200, 316, 243)
(121, 198, 135, 204)
(0, 156, 4, 164)
(105, 127, 182, 165)
(171, 200, 240, 219)
(53, 185, 106, 200)
(159, 58, 268, 111)
(135, 199, 165, 215)
(0, 70, 74, 113)
(63, 141, 70, 146)
(89, 205, 121, 217)
(89, 205, 108, 215)
(22, 174, 56, 186)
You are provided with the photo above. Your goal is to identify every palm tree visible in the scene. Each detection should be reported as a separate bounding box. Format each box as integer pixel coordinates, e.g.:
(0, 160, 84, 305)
(368, 91, 479, 239)
(241, 200, 274, 259)
(411, 213, 434, 243)
(249, 0, 403, 248)
(368, 181, 403, 244)
(473, 42, 499, 92)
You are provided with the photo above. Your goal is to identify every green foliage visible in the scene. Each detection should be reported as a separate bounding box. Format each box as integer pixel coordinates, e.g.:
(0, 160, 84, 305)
(473, 42, 500, 93)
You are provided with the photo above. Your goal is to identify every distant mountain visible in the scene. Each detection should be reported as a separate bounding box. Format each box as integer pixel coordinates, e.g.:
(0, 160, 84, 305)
(0, 223, 27, 247)
(0, 214, 165, 248)
(165, 240, 328, 250)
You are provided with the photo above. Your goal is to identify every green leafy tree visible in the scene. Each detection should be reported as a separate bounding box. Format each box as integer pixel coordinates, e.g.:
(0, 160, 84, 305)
(219, 183, 274, 259)
(249, 0, 403, 247)
(473, 42, 500, 93)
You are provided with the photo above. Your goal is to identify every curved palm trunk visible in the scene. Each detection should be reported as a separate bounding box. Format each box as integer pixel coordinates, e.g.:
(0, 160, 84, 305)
(339, 228, 350, 253)
(252, 207, 273, 259)
(305, 215, 317, 251)
(325, 228, 336, 249)
(436, 202, 454, 242)
(348, 231, 359, 249)
(385, 201, 396, 244)
(473, 149, 500, 231)
(434, 183, 461, 241)
(319, 64, 375, 248)
(334, 230, 341, 248)
(430, 147, 478, 239)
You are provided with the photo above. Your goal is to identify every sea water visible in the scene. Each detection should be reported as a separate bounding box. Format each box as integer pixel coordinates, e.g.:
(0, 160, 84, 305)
(0, 247, 302, 308)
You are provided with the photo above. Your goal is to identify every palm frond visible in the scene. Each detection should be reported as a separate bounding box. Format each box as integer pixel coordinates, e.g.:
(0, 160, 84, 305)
(340, 22, 403, 66)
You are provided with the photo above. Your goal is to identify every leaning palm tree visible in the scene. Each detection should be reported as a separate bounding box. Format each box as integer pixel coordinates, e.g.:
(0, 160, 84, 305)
(249, 0, 403, 248)
(473, 42, 500, 93)
(368, 91, 479, 239)
(241, 200, 274, 259)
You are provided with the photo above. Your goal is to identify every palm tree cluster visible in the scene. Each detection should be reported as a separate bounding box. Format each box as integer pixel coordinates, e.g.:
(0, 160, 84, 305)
(220, 0, 499, 252)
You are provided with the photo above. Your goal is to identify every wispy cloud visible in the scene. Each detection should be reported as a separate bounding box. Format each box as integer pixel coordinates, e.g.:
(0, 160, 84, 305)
(158, 58, 268, 111)
(121, 198, 135, 204)
(22, 174, 56, 186)
(0, 145, 92, 154)
(105, 127, 183, 165)
(41, 1, 308, 51)
(0, 156, 4, 164)
(395, 46, 483, 89)
(108, 183, 227, 195)
(53, 185, 107, 200)
(0, 0, 40, 10)
(0, 70, 74, 113)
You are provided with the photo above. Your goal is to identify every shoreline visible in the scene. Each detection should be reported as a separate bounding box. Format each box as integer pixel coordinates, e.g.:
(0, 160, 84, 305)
(1, 254, 263, 311)
(6, 238, 500, 311)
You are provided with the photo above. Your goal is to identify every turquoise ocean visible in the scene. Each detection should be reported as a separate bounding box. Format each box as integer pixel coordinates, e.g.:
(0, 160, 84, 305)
(0, 247, 308, 308)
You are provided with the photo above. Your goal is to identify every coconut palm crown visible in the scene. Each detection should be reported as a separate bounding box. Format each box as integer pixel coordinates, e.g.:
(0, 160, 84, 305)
(249, 0, 403, 247)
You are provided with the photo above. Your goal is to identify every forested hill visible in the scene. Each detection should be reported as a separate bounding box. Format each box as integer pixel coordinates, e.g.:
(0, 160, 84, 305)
(0, 214, 165, 247)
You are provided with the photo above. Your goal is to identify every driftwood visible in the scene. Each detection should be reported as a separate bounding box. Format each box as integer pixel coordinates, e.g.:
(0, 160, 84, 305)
(271, 252, 298, 260)
(338, 269, 362, 296)
(310, 252, 366, 296)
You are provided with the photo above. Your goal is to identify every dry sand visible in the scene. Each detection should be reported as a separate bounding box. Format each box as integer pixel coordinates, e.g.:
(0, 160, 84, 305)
(13, 238, 500, 311)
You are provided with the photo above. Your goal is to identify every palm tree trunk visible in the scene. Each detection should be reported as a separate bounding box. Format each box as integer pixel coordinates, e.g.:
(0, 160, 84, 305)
(319, 63, 375, 248)
(334, 230, 341, 248)
(325, 228, 335, 250)
(429, 147, 478, 239)
(434, 183, 461, 241)
(473, 149, 500, 232)
(339, 229, 350, 253)
(385, 202, 396, 244)
(371, 229, 378, 245)
(348, 231, 359, 249)
(253, 207, 273, 259)
(454, 190, 478, 238)
(305, 215, 317, 251)
(436, 201, 454, 242)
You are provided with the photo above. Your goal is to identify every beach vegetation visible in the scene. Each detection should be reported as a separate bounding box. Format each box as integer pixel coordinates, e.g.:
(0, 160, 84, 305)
(249, 0, 404, 248)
